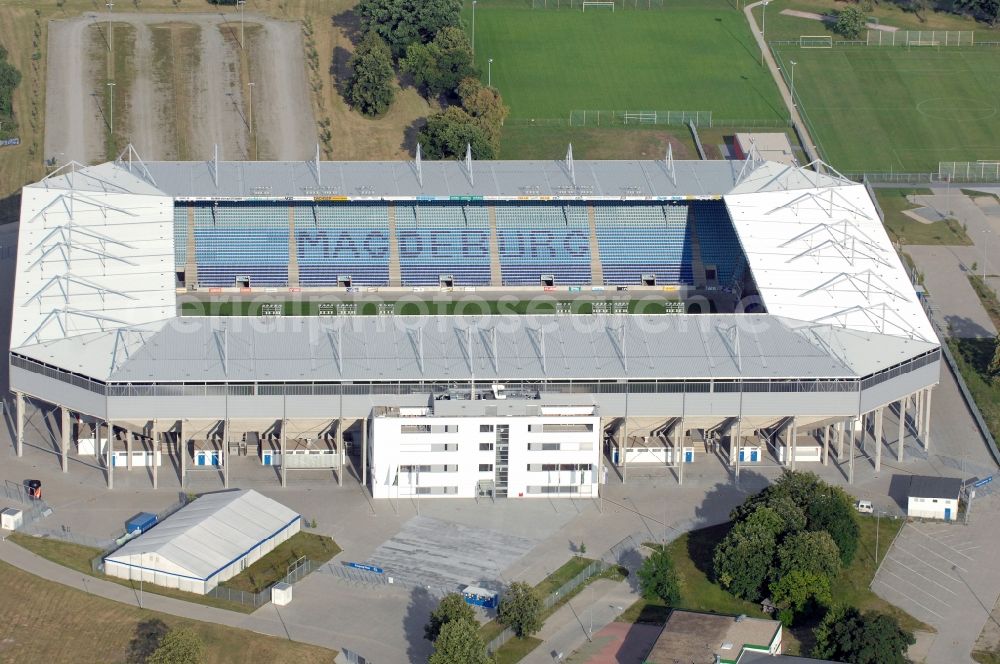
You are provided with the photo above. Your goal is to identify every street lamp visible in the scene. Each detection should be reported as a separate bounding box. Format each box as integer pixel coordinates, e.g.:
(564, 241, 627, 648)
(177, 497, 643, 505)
(760, 1, 769, 67)
(107, 81, 115, 136)
(488, 58, 493, 87)
(248, 81, 254, 133)
(472, 0, 477, 58)
(789, 60, 797, 108)
(983, 229, 991, 279)
(237, 0, 246, 50)
(106, 1, 114, 53)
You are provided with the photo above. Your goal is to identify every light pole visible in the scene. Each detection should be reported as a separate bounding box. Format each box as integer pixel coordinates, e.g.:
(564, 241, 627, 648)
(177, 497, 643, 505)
(248, 81, 254, 133)
(983, 229, 990, 279)
(472, 0, 477, 58)
(488, 58, 493, 87)
(789, 59, 797, 109)
(760, 1, 769, 67)
(139, 552, 145, 608)
(874, 510, 881, 565)
(106, 1, 114, 53)
(237, 0, 246, 50)
(107, 81, 115, 137)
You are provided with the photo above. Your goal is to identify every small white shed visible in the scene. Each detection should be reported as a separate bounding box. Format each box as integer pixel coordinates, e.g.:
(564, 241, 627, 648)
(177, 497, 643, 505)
(103, 489, 300, 594)
(907, 476, 962, 521)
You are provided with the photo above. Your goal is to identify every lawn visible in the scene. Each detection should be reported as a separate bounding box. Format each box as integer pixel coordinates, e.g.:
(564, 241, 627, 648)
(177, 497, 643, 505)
(948, 332, 1000, 454)
(499, 125, 697, 160)
(0, 559, 336, 664)
(222, 532, 340, 594)
(875, 187, 973, 245)
(770, 45, 1000, 172)
(465, 0, 785, 122)
(10, 533, 257, 613)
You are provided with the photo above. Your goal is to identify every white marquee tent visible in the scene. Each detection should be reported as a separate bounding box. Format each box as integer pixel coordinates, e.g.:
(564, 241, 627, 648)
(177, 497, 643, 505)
(104, 489, 301, 594)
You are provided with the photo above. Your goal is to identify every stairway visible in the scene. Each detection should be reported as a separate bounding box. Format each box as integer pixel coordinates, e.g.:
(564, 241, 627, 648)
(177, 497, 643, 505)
(488, 205, 502, 286)
(686, 206, 707, 288)
(587, 205, 604, 285)
(287, 205, 300, 288)
(387, 204, 401, 287)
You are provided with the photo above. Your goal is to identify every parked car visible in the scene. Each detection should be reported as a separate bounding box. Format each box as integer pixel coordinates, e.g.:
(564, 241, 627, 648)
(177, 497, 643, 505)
(856, 500, 874, 514)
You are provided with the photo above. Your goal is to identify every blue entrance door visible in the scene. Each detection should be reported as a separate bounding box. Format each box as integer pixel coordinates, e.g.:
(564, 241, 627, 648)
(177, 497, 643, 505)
(751, 449, 759, 462)
(945, 507, 952, 521)
(263, 453, 271, 465)
(684, 450, 693, 463)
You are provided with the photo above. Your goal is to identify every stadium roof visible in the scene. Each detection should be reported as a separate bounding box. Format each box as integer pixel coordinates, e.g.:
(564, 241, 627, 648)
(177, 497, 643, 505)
(38, 156, 741, 200)
(13, 314, 936, 383)
(104, 489, 300, 581)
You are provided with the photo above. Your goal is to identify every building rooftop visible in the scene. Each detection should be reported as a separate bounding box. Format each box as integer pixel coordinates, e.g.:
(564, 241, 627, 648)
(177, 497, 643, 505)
(645, 610, 781, 664)
(909, 475, 963, 499)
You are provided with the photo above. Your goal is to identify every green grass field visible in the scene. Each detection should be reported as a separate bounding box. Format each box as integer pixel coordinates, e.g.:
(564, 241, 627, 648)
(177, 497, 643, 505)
(771, 46, 1000, 172)
(465, 0, 784, 121)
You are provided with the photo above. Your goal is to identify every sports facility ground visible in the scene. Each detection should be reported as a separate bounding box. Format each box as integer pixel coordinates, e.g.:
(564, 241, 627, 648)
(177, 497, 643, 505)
(464, 0, 785, 121)
(772, 45, 1000, 173)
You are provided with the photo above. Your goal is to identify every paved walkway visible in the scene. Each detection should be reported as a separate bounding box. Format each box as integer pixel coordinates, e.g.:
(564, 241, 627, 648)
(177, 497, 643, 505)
(744, 1, 822, 165)
(780, 8, 898, 32)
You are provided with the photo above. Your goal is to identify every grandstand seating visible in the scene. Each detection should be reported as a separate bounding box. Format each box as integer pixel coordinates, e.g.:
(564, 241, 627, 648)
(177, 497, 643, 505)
(494, 203, 591, 286)
(694, 201, 745, 287)
(192, 202, 289, 287)
(594, 203, 693, 285)
(174, 204, 187, 268)
(396, 203, 490, 286)
(295, 202, 390, 286)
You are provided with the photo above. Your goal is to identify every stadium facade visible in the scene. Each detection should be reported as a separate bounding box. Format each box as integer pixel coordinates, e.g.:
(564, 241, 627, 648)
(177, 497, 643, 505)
(8, 149, 939, 496)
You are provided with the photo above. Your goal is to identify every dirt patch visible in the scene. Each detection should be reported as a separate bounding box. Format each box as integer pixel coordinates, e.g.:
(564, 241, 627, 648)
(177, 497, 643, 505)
(44, 17, 105, 164)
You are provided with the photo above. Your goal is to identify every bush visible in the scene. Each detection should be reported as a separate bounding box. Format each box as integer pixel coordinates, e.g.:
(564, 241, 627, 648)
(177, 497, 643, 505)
(356, 0, 463, 57)
(813, 606, 915, 664)
(835, 6, 867, 38)
(424, 593, 476, 642)
(637, 547, 680, 606)
(401, 27, 475, 98)
(345, 32, 395, 117)
(713, 507, 784, 602)
(418, 106, 495, 160)
(428, 618, 490, 664)
(497, 581, 543, 638)
(146, 628, 205, 664)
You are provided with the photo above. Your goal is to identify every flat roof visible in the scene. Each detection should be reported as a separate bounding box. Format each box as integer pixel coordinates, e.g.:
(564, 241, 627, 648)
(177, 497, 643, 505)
(909, 475, 962, 499)
(645, 611, 781, 664)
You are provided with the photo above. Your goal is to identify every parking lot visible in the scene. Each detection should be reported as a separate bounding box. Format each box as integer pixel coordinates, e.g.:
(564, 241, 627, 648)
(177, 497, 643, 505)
(873, 494, 1000, 663)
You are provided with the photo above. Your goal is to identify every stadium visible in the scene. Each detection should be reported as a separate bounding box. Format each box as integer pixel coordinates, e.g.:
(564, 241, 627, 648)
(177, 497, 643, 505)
(7, 146, 940, 498)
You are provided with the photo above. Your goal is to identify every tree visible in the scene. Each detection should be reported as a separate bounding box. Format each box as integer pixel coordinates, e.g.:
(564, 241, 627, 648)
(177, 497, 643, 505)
(401, 27, 475, 98)
(497, 581, 543, 638)
(956, 0, 1000, 25)
(424, 593, 477, 642)
(770, 569, 832, 616)
(146, 628, 205, 664)
(127, 618, 169, 664)
(428, 618, 490, 664)
(813, 606, 915, 664)
(775, 530, 841, 581)
(0, 46, 22, 120)
(345, 32, 395, 117)
(806, 489, 860, 565)
(457, 77, 509, 154)
(713, 507, 785, 602)
(835, 6, 867, 38)
(356, 0, 463, 56)
(418, 106, 495, 160)
(637, 547, 681, 606)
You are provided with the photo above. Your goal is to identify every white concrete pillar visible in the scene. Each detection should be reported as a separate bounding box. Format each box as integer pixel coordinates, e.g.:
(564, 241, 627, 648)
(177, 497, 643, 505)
(789, 420, 797, 471)
(151, 420, 159, 490)
(837, 420, 846, 461)
(915, 390, 924, 438)
(897, 395, 907, 463)
(180, 420, 187, 488)
(61, 407, 70, 473)
(923, 388, 933, 451)
(223, 420, 230, 489)
(338, 417, 344, 487)
(848, 417, 856, 485)
(361, 414, 368, 489)
(126, 428, 133, 470)
(734, 417, 742, 479)
(280, 419, 287, 488)
(677, 419, 685, 486)
(874, 407, 884, 474)
(14, 392, 24, 457)
(106, 422, 114, 490)
(822, 424, 830, 466)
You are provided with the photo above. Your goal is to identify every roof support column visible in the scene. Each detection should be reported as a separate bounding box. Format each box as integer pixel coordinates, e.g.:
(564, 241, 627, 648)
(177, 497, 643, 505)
(14, 391, 23, 457)
(280, 419, 287, 488)
(677, 419, 685, 486)
(874, 407, 884, 475)
(922, 387, 933, 452)
(106, 421, 114, 490)
(915, 390, 924, 439)
(822, 424, 830, 466)
(223, 419, 229, 489)
(361, 412, 368, 491)
(127, 427, 133, 470)
(733, 417, 742, 480)
(848, 417, 856, 485)
(837, 419, 846, 461)
(180, 420, 187, 489)
(151, 419, 159, 489)
(61, 407, 71, 472)
(789, 419, 797, 472)
(337, 417, 344, 487)
(897, 395, 907, 463)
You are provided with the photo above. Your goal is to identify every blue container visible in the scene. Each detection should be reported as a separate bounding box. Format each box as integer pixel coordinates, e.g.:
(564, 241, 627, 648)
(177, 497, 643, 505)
(126, 512, 158, 535)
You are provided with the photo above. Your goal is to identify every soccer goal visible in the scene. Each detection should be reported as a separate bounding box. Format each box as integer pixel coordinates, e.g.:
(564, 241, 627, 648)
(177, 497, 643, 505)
(582, 1, 615, 11)
(799, 35, 833, 48)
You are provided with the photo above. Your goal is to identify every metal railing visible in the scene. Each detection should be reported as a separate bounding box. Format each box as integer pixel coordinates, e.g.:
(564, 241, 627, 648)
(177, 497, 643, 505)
(204, 557, 316, 609)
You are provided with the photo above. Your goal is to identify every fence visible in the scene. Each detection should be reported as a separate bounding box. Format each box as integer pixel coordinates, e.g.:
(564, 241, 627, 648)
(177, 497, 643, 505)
(865, 29, 975, 47)
(530, 0, 673, 9)
(204, 557, 317, 609)
(939, 161, 1000, 183)
(568, 109, 713, 127)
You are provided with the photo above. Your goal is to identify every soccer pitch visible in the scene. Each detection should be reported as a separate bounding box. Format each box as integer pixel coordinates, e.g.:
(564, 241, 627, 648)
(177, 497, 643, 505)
(772, 46, 1000, 173)
(466, 0, 785, 121)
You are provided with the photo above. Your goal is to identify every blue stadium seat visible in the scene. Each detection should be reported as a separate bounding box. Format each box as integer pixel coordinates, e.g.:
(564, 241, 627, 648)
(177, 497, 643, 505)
(174, 204, 187, 268)
(594, 203, 693, 286)
(396, 203, 490, 286)
(494, 203, 591, 286)
(192, 202, 289, 287)
(295, 202, 390, 287)
(693, 201, 745, 287)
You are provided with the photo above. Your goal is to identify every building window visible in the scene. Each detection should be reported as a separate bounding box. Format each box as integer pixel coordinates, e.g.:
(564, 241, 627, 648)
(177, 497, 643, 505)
(479, 442, 494, 451)
(401, 425, 431, 434)
(430, 443, 458, 452)
(480, 424, 494, 433)
(528, 443, 561, 451)
(479, 464, 493, 472)
(415, 486, 458, 495)
(526, 485, 580, 494)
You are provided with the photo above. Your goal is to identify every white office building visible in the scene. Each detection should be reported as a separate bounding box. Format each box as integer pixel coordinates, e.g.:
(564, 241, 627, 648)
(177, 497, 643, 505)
(368, 400, 601, 499)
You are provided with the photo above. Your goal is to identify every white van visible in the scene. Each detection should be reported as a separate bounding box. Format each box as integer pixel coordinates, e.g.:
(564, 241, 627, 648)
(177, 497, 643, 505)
(856, 500, 874, 514)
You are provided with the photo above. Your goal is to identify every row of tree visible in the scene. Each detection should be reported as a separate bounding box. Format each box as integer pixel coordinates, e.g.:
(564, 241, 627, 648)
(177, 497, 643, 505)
(837, 0, 998, 37)
(424, 581, 543, 663)
(0, 46, 22, 136)
(345, 0, 509, 158)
